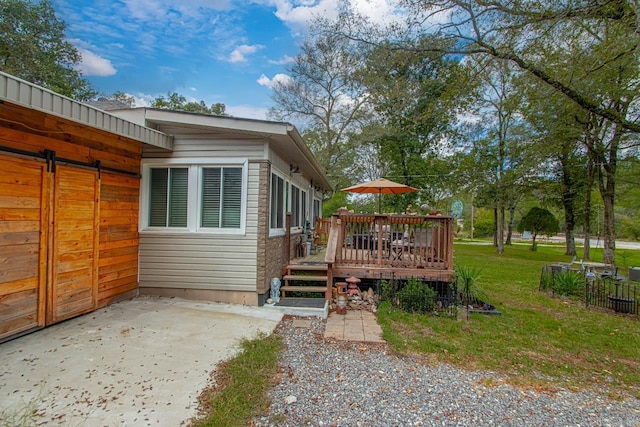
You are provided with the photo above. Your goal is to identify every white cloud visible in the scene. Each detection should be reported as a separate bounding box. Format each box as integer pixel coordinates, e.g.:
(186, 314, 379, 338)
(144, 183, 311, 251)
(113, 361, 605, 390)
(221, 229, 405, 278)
(226, 104, 269, 120)
(351, 0, 404, 25)
(266, 0, 339, 34)
(268, 54, 296, 65)
(257, 73, 292, 89)
(228, 44, 265, 63)
(259, 0, 403, 34)
(121, 0, 233, 21)
(76, 48, 117, 77)
(121, 92, 153, 107)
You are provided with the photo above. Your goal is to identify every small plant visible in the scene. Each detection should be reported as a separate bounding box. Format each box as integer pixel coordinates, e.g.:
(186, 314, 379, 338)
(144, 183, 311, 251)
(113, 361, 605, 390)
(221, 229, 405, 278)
(552, 270, 586, 296)
(456, 265, 482, 305)
(618, 250, 632, 270)
(397, 278, 437, 313)
(0, 397, 39, 427)
(539, 268, 554, 291)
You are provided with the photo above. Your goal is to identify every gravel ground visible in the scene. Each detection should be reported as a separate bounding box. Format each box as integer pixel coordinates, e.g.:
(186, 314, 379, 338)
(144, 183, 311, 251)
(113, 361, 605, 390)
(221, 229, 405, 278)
(253, 316, 640, 427)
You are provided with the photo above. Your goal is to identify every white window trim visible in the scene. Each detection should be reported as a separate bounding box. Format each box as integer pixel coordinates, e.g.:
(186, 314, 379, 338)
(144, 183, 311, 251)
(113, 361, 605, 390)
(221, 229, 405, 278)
(269, 170, 286, 237)
(140, 158, 248, 235)
(289, 184, 308, 232)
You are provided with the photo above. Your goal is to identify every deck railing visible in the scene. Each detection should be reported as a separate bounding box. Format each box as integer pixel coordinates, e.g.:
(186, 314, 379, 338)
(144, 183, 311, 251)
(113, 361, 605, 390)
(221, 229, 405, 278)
(315, 217, 331, 245)
(327, 213, 453, 270)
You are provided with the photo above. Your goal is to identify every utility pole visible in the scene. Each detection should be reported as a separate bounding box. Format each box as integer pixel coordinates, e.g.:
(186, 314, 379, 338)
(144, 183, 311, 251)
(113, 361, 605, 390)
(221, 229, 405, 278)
(470, 193, 475, 241)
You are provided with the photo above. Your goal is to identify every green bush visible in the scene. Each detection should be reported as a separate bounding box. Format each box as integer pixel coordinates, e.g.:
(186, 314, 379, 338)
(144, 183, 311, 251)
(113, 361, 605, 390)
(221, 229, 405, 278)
(397, 278, 437, 313)
(472, 208, 495, 238)
(552, 270, 586, 296)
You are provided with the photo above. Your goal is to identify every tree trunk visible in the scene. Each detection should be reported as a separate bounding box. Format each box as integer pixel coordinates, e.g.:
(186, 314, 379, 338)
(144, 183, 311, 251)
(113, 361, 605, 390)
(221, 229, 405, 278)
(583, 159, 594, 261)
(592, 125, 620, 265)
(582, 101, 626, 265)
(493, 207, 498, 247)
(505, 206, 516, 245)
(560, 154, 576, 256)
(497, 205, 505, 253)
(600, 184, 616, 264)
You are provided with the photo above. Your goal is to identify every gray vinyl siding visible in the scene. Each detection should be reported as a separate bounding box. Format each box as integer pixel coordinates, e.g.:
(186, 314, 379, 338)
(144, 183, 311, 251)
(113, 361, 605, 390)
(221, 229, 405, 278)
(138, 161, 261, 292)
(143, 136, 266, 159)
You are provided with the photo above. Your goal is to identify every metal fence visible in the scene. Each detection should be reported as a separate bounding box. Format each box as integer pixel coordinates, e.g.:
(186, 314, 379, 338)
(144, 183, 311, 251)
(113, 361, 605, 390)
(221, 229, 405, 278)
(370, 272, 459, 317)
(540, 265, 639, 316)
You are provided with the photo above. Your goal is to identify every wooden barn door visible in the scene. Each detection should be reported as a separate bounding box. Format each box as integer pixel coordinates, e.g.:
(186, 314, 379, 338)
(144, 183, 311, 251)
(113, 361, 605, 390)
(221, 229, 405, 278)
(47, 165, 99, 324)
(0, 155, 48, 341)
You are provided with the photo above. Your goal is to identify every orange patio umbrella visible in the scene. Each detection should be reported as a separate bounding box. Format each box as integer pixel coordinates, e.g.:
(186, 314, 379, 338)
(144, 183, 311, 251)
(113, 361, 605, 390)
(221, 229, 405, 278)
(341, 178, 418, 212)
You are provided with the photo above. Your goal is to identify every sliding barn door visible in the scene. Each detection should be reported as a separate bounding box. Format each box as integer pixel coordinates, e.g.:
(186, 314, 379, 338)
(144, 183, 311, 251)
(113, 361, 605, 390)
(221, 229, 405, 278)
(47, 166, 99, 324)
(0, 155, 48, 340)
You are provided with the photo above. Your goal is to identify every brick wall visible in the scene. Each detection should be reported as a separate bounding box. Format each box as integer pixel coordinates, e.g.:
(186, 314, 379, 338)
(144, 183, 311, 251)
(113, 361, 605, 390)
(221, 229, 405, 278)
(255, 161, 287, 298)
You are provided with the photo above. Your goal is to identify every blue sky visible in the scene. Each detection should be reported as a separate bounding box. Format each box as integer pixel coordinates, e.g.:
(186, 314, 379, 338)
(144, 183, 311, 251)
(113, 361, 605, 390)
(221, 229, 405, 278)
(52, 0, 398, 120)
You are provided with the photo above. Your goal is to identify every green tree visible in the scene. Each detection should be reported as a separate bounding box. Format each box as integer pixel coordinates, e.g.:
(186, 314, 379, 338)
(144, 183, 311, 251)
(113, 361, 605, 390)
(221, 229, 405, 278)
(356, 38, 467, 212)
(0, 0, 95, 100)
(341, 0, 640, 263)
(522, 82, 590, 257)
(518, 207, 560, 251)
(615, 156, 640, 240)
(150, 92, 227, 115)
(268, 26, 372, 191)
(337, 0, 640, 133)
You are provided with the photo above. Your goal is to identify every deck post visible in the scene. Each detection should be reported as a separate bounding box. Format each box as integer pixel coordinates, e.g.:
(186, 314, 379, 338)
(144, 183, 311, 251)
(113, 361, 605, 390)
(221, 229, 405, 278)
(325, 264, 333, 300)
(376, 215, 384, 266)
(285, 212, 291, 264)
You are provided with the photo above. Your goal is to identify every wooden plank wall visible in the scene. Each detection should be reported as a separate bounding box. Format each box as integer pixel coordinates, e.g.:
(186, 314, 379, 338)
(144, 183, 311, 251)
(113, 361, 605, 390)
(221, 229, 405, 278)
(49, 166, 99, 323)
(98, 172, 140, 307)
(0, 156, 48, 340)
(0, 102, 145, 338)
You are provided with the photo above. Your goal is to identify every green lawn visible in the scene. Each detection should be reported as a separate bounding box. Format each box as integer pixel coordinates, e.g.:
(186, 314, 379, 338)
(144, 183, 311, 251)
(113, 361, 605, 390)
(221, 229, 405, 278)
(191, 242, 639, 425)
(191, 333, 283, 427)
(378, 242, 640, 398)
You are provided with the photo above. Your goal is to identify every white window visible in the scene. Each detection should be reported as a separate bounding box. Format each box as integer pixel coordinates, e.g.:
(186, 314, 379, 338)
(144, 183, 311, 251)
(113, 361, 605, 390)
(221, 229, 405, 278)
(313, 198, 321, 224)
(201, 167, 242, 229)
(141, 160, 247, 234)
(291, 185, 300, 226)
(270, 173, 285, 230)
(149, 167, 188, 227)
(290, 185, 307, 228)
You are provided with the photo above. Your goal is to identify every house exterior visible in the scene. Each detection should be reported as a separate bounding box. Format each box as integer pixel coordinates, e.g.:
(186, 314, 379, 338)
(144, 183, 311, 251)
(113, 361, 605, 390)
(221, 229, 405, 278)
(0, 71, 329, 342)
(110, 108, 332, 305)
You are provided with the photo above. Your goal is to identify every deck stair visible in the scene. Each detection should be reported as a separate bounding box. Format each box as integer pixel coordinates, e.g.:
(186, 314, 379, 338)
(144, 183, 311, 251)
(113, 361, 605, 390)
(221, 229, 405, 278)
(281, 264, 329, 298)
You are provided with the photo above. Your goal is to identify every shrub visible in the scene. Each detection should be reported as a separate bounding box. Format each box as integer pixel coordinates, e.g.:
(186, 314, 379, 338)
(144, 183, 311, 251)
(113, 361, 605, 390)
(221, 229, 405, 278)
(552, 270, 586, 296)
(456, 265, 482, 304)
(472, 208, 495, 238)
(397, 278, 437, 313)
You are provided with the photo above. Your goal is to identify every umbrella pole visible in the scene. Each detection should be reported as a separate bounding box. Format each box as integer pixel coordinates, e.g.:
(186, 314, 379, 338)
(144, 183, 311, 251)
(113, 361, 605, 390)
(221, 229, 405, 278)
(378, 189, 381, 213)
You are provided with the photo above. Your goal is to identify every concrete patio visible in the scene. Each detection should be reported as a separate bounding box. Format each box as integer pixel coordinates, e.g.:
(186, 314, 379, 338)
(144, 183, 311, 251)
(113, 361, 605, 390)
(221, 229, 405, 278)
(0, 296, 283, 426)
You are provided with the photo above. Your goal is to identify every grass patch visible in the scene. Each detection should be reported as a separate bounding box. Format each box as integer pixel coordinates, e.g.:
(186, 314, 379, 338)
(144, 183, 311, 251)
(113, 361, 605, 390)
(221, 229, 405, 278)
(378, 243, 640, 398)
(190, 332, 283, 427)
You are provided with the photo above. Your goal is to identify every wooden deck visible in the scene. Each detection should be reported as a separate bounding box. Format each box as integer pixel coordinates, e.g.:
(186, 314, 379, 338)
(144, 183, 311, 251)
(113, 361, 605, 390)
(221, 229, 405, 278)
(288, 213, 455, 289)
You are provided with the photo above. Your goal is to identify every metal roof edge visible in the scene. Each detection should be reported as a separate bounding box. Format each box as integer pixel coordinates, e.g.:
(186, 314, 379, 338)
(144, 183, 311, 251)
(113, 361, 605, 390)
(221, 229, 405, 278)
(0, 71, 173, 150)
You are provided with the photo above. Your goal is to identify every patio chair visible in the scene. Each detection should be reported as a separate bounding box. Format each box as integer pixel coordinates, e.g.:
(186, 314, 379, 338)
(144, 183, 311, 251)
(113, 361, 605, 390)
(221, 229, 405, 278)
(408, 228, 436, 263)
(557, 255, 577, 270)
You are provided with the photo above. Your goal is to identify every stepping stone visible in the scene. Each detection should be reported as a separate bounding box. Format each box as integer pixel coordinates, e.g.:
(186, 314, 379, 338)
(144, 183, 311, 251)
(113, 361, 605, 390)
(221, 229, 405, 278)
(292, 319, 312, 328)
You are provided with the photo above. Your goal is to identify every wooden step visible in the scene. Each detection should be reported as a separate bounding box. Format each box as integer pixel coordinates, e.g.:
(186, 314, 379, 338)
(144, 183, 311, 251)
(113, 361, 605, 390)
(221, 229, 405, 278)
(283, 274, 327, 282)
(280, 286, 328, 293)
(287, 264, 328, 271)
